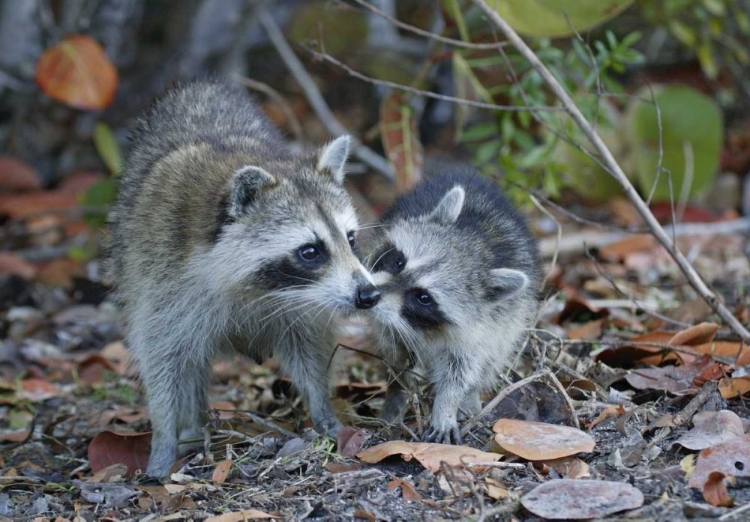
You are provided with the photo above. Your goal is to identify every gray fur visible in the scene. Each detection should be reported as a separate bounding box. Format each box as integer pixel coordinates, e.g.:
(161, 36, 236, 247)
(365, 170, 541, 444)
(108, 80, 374, 477)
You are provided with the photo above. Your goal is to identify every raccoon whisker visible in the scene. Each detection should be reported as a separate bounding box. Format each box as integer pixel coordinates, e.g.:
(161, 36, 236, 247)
(358, 223, 387, 230)
(244, 298, 323, 348)
(273, 269, 321, 285)
(365, 247, 394, 270)
(276, 301, 330, 344)
(256, 297, 320, 325)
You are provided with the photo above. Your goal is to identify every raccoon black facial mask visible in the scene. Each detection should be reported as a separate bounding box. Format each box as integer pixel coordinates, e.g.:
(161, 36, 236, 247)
(108, 81, 379, 478)
(367, 170, 541, 444)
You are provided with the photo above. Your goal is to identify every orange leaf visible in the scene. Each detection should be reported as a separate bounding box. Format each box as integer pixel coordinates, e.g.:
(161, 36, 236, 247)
(356, 440, 500, 473)
(599, 234, 656, 262)
(0, 252, 37, 280)
(0, 190, 78, 219)
(586, 404, 626, 430)
(693, 341, 750, 367)
(18, 379, 62, 402)
(703, 472, 733, 507)
(718, 376, 750, 399)
(212, 460, 233, 485)
(669, 322, 720, 346)
(36, 35, 118, 110)
(387, 478, 423, 501)
(493, 419, 595, 461)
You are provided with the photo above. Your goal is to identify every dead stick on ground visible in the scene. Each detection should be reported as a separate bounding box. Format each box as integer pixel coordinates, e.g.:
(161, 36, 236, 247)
(257, 8, 394, 180)
(472, 0, 750, 343)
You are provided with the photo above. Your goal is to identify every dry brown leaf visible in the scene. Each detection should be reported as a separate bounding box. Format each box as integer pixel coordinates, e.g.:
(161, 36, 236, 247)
(689, 435, 750, 488)
(0, 157, 41, 192)
(521, 479, 644, 519)
(484, 477, 510, 500)
(336, 427, 371, 458)
(387, 478, 423, 501)
(693, 341, 750, 367)
(493, 419, 595, 461)
(380, 92, 423, 194)
(325, 462, 363, 473)
(566, 319, 603, 340)
(86, 463, 128, 483)
(0, 253, 37, 280)
(356, 440, 500, 473)
(17, 379, 62, 402)
(670, 322, 720, 346)
(586, 404, 626, 430)
(676, 410, 744, 451)
(624, 355, 718, 395)
(353, 509, 377, 522)
(100, 341, 131, 376)
(718, 376, 750, 399)
(211, 460, 232, 485)
(0, 190, 78, 219)
(204, 510, 279, 522)
(209, 401, 237, 420)
(599, 234, 656, 262)
(87, 430, 152, 478)
(36, 35, 118, 110)
(703, 471, 734, 507)
(542, 457, 591, 479)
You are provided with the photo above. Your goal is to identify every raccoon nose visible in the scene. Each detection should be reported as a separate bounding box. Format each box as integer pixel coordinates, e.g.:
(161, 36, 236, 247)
(355, 285, 381, 309)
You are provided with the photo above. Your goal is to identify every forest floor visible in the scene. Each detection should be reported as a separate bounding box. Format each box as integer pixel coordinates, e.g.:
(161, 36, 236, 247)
(1, 177, 750, 521)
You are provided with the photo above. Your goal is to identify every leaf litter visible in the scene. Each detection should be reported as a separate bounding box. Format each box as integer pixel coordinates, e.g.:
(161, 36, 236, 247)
(1, 114, 750, 519)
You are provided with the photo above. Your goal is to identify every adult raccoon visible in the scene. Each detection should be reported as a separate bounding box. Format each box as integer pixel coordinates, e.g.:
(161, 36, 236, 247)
(366, 170, 540, 444)
(108, 80, 381, 477)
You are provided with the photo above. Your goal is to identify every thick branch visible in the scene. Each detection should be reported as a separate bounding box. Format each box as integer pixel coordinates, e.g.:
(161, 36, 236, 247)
(257, 8, 393, 180)
(472, 0, 750, 343)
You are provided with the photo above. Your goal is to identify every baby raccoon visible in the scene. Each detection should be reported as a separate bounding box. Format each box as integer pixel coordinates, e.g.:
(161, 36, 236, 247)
(367, 170, 541, 444)
(108, 80, 381, 477)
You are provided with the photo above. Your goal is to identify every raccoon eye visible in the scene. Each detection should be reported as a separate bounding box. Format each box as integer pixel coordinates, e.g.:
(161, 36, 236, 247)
(298, 245, 320, 261)
(416, 291, 433, 306)
(347, 231, 357, 250)
(395, 256, 405, 270)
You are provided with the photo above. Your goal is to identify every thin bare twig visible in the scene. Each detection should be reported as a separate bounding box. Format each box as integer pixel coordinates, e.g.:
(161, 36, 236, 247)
(538, 218, 750, 258)
(307, 48, 565, 114)
(473, 0, 750, 343)
(352, 0, 509, 50)
(257, 8, 394, 180)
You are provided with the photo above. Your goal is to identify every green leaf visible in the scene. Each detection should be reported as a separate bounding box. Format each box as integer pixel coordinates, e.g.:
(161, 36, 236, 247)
(626, 84, 723, 202)
(668, 20, 697, 47)
(489, 0, 635, 38)
(696, 41, 718, 78)
(83, 178, 118, 226)
(475, 140, 501, 164)
(93, 122, 123, 175)
(460, 122, 498, 142)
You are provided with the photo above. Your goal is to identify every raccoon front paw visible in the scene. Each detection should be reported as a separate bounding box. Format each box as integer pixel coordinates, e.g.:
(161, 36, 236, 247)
(422, 423, 463, 445)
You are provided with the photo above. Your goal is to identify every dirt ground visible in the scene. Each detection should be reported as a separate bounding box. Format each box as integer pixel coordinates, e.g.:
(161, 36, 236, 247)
(2, 200, 750, 521)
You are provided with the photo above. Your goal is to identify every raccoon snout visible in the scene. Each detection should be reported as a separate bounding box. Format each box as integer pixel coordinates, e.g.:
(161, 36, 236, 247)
(355, 285, 381, 309)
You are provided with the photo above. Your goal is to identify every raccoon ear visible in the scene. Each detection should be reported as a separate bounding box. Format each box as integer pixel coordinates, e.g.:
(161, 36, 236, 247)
(427, 186, 465, 224)
(230, 166, 277, 216)
(488, 268, 528, 300)
(316, 135, 351, 184)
